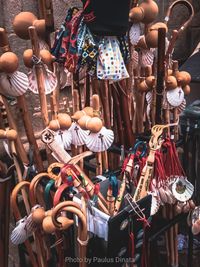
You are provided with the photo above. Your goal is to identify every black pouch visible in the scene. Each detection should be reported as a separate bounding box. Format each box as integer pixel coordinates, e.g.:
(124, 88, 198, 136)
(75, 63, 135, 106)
(82, 0, 131, 36)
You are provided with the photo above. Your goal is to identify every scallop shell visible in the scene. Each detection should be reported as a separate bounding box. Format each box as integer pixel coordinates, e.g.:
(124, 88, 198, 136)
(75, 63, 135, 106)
(132, 50, 139, 69)
(148, 191, 160, 216)
(69, 122, 89, 146)
(11, 214, 35, 245)
(191, 206, 200, 225)
(129, 23, 141, 46)
(171, 176, 194, 202)
(60, 67, 72, 89)
(85, 126, 114, 152)
(54, 129, 72, 150)
(146, 91, 152, 105)
(28, 66, 57, 95)
(0, 71, 28, 97)
(146, 103, 151, 124)
(177, 99, 186, 114)
(140, 49, 154, 68)
(166, 87, 184, 107)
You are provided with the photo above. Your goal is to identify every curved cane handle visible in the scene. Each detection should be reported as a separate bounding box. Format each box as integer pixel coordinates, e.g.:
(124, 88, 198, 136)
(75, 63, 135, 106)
(11, 181, 30, 220)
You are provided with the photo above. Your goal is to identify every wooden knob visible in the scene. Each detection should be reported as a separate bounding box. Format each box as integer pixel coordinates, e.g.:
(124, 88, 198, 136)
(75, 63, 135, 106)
(42, 215, 56, 233)
(57, 113, 72, 130)
(23, 49, 33, 68)
(0, 52, 19, 73)
(40, 49, 53, 66)
(129, 6, 144, 23)
(13, 12, 37, 40)
(140, 0, 159, 24)
(86, 117, 103, 133)
(145, 23, 168, 48)
(0, 129, 17, 140)
(138, 80, 149, 92)
(165, 76, 178, 90)
(48, 120, 60, 131)
(33, 19, 46, 38)
(78, 115, 91, 130)
(32, 207, 45, 224)
(175, 71, 191, 87)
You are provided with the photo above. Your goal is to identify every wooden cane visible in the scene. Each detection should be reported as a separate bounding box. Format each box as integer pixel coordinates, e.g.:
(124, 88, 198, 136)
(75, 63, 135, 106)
(11, 181, 38, 267)
(0, 161, 10, 267)
(91, 94, 103, 175)
(52, 201, 88, 267)
(155, 28, 166, 124)
(0, 95, 29, 166)
(99, 81, 111, 128)
(28, 26, 49, 127)
(117, 81, 134, 148)
(0, 98, 31, 215)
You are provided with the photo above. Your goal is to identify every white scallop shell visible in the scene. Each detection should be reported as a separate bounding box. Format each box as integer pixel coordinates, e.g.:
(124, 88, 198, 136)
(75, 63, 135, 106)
(146, 91, 152, 105)
(148, 191, 160, 216)
(177, 99, 186, 114)
(146, 103, 151, 124)
(54, 129, 72, 150)
(171, 176, 194, 202)
(132, 50, 139, 69)
(85, 126, 114, 152)
(166, 87, 184, 107)
(191, 206, 200, 224)
(11, 214, 35, 245)
(129, 23, 141, 46)
(69, 122, 89, 146)
(0, 71, 28, 97)
(28, 66, 57, 95)
(60, 67, 72, 89)
(140, 49, 154, 68)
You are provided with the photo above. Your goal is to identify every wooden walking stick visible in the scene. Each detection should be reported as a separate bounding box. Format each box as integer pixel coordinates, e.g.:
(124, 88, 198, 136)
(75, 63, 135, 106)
(0, 161, 11, 267)
(29, 26, 49, 127)
(0, 28, 43, 171)
(0, 96, 29, 165)
(0, 99, 31, 215)
(52, 201, 88, 267)
(11, 181, 38, 267)
(155, 27, 166, 124)
(117, 81, 134, 148)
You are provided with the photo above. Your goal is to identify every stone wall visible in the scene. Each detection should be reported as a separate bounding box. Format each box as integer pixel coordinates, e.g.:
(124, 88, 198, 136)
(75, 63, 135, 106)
(0, 0, 200, 67)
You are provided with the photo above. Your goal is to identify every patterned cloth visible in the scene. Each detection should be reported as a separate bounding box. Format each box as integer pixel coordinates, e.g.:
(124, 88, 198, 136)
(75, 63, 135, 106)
(77, 21, 99, 75)
(51, 8, 83, 72)
(97, 37, 129, 81)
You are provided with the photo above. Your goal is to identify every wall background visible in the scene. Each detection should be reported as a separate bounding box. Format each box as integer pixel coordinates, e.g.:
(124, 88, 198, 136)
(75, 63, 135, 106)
(0, 0, 200, 71)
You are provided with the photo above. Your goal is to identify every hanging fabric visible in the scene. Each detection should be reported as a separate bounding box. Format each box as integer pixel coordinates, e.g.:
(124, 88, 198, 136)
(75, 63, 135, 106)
(97, 36, 129, 81)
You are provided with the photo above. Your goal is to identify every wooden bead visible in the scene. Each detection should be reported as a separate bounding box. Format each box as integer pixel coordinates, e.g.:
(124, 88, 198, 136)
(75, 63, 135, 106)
(78, 115, 91, 130)
(138, 80, 149, 92)
(40, 49, 53, 66)
(32, 207, 45, 224)
(140, 0, 159, 24)
(0, 129, 17, 140)
(42, 215, 56, 234)
(86, 117, 103, 133)
(146, 75, 155, 87)
(13, 12, 37, 40)
(57, 113, 72, 130)
(33, 19, 45, 38)
(129, 6, 144, 23)
(165, 76, 178, 90)
(183, 85, 191, 95)
(175, 71, 191, 86)
(145, 23, 168, 48)
(0, 52, 19, 73)
(48, 120, 60, 131)
(23, 49, 33, 68)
